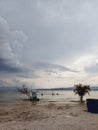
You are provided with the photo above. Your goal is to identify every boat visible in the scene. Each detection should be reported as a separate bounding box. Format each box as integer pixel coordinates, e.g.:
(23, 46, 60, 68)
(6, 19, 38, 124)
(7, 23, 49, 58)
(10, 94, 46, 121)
(18, 86, 39, 101)
(29, 91, 39, 101)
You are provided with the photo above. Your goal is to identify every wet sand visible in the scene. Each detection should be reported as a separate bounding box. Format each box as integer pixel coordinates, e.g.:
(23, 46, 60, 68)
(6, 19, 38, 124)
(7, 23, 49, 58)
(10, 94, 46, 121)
(0, 101, 98, 130)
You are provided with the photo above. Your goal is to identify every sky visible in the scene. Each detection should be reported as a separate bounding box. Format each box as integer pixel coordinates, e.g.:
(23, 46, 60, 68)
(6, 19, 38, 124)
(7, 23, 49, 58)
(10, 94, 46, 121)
(0, 0, 98, 88)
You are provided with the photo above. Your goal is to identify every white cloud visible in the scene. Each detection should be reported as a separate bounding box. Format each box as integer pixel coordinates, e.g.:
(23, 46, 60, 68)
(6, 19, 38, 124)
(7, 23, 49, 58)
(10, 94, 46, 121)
(0, 16, 28, 62)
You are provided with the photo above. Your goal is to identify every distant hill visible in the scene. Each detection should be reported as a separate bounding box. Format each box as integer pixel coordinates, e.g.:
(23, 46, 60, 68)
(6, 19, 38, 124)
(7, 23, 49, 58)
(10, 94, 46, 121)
(37, 87, 74, 91)
(0, 86, 98, 92)
(90, 86, 98, 91)
(0, 86, 17, 92)
(37, 86, 98, 91)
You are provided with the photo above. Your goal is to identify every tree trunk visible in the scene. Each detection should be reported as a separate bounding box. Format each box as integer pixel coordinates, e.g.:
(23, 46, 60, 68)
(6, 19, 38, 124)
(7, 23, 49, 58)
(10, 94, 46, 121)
(80, 96, 83, 103)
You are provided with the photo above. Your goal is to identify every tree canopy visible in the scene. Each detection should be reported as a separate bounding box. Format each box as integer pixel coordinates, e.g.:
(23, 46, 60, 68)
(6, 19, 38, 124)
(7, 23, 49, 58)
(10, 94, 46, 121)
(74, 84, 90, 103)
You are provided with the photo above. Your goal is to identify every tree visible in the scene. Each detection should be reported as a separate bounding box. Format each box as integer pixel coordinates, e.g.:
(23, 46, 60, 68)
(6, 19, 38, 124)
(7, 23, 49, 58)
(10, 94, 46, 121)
(17, 85, 39, 101)
(17, 84, 31, 99)
(74, 84, 90, 103)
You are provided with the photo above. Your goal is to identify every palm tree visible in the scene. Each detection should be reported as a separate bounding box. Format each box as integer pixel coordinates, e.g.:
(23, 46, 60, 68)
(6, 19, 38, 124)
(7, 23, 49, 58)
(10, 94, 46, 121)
(74, 84, 90, 103)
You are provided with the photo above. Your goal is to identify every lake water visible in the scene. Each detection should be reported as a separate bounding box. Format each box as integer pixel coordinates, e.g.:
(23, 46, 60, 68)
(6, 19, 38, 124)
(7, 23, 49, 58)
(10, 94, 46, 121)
(0, 89, 98, 105)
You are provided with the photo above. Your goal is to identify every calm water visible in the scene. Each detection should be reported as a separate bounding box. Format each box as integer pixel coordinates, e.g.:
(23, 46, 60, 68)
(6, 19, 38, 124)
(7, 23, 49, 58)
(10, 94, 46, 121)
(0, 90, 98, 105)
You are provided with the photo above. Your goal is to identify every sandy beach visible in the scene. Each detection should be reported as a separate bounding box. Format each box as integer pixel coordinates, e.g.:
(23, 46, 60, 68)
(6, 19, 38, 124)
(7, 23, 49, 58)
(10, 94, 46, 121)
(0, 101, 98, 130)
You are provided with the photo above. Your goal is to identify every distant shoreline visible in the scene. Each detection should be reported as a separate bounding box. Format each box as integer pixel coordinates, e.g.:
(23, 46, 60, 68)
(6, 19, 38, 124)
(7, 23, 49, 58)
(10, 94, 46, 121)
(0, 86, 98, 91)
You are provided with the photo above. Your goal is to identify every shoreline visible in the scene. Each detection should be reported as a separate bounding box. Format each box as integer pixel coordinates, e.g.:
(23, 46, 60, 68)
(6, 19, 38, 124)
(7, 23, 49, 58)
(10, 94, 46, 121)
(0, 101, 98, 130)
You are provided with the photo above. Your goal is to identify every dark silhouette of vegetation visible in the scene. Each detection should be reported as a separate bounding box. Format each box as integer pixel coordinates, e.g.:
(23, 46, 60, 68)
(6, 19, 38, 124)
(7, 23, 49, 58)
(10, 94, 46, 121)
(74, 84, 90, 103)
(17, 84, 31, 99)
(17, 85, 39, 101)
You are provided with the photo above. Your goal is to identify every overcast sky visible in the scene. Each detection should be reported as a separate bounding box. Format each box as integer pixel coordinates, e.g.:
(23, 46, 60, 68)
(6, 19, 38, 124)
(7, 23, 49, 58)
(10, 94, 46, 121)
(0, 0, 98, 88)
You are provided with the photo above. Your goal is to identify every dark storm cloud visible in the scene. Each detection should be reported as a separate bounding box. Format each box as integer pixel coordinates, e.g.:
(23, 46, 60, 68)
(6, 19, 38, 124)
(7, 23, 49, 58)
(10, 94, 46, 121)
(0, 0, 98, 64)
(0, 16, 28, 78)
(0, 0, 98, 87)
(0, 58, 23, 73)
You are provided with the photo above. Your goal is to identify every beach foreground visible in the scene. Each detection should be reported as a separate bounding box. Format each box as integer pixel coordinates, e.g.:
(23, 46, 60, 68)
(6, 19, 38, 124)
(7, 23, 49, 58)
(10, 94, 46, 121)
(0, 102, 98, 130)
